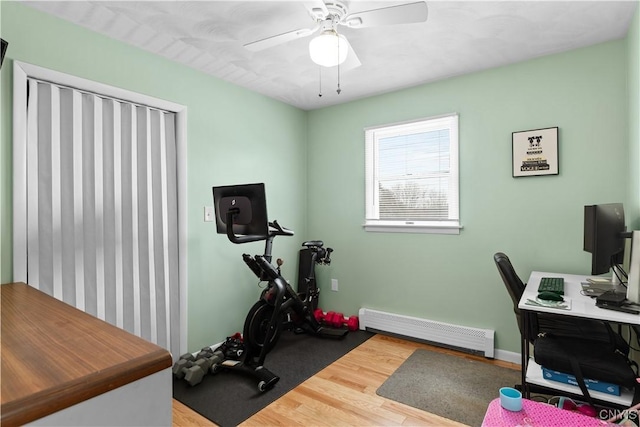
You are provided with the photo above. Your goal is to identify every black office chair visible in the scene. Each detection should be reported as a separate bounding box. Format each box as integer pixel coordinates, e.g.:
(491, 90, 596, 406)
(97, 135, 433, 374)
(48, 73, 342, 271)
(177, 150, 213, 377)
(493, 252, 627, 350)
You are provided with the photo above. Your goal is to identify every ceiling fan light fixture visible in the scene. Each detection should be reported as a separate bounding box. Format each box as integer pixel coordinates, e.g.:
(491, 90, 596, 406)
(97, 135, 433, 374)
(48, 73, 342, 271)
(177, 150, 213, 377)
(309, 30, 348, 67)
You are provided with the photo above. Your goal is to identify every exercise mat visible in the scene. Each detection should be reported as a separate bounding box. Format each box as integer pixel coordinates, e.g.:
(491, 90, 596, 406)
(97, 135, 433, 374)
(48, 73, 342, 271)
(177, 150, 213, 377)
(173, 329, 374, 427)
(376, 349, 520, 426)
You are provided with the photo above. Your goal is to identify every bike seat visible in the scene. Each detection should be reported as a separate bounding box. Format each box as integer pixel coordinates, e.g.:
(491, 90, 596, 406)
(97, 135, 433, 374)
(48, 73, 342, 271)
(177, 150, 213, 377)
(302, 240, 323, 248)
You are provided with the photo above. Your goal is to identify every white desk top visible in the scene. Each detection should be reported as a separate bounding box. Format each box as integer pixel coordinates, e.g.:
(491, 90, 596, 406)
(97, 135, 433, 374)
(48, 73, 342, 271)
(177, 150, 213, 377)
(519, 271, 640, 325)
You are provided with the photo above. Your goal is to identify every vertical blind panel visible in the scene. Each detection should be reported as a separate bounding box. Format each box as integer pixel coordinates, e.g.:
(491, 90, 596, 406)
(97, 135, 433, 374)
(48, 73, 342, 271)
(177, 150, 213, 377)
(113, 100, 124, 330)
(120, 103, 138, 336)
(159, 112, 172, 351)
(38, 84, 53, 297)
(164, 114, 180, 355)
(101, 99, 116, 325)
(81, 92, 97, 318)
(72, 90, 85, 311)
(59, 88, 76, 305)
(51, 86, 63, 301)
(25, 78, 180, 358)
(37, 84, 53, 296)
(94, 95, 106, 321)
(129, 103, 142, 337)
(152, 109, 162, 345)
(145, 107, 158, 345)
(27, 80, 40, 289)
(136, 106, 151, 342)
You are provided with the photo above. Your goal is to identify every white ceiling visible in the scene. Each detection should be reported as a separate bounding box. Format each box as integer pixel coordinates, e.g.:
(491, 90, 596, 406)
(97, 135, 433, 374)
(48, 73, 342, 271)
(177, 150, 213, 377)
(21, 1, 638, 110)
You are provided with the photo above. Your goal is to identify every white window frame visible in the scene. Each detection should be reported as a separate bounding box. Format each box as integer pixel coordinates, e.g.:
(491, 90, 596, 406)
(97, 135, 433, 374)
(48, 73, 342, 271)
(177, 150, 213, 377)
(364, 113, 461, 234)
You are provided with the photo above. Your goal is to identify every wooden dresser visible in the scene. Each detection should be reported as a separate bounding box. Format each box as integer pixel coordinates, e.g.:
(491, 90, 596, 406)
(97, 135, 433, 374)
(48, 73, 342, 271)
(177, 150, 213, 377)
(1, 282, 173, 426)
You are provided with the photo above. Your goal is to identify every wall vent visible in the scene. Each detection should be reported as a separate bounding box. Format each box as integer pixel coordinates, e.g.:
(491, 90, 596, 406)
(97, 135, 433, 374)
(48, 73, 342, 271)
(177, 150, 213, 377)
(359, 308, 495, 358)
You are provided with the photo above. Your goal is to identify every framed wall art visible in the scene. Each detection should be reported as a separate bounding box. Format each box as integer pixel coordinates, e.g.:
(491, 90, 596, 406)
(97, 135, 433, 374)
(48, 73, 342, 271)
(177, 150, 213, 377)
(512, 127, 559, 177)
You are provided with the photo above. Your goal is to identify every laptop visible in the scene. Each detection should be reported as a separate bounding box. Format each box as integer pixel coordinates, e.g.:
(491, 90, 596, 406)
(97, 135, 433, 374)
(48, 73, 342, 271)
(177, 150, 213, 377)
(581, 281, 622, 297)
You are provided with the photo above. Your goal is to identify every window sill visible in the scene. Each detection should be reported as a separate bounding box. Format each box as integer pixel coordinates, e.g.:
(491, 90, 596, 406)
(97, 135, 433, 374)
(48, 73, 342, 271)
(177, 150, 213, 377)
(363, 221, 462, 235)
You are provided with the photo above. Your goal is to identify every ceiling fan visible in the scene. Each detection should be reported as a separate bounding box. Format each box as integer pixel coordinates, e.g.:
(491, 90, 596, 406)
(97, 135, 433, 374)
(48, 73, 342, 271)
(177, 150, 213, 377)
(243, 1, 429, 69)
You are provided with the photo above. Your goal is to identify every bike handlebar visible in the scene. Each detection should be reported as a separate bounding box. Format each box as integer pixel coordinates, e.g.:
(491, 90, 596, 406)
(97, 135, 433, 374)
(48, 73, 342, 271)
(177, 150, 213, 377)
(225, 211, 294, 244)
(269, 220, 294, 237)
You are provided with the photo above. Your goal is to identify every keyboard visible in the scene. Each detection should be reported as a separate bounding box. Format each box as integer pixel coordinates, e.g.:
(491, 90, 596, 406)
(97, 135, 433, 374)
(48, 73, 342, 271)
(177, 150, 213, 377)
(538, 277, 565, 294)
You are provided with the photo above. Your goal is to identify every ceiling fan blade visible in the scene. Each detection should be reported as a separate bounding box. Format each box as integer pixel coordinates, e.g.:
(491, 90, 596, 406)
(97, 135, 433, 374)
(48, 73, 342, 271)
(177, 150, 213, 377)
(301, 0, 329, 20)
(341, 38, 361, 71)
(244, 26, 318, 52)
(343, 1, 428, 28)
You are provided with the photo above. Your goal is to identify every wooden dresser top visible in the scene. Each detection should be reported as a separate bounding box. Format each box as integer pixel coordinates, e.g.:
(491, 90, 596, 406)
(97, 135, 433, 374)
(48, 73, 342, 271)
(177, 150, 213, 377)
(1, 282, 172, 426)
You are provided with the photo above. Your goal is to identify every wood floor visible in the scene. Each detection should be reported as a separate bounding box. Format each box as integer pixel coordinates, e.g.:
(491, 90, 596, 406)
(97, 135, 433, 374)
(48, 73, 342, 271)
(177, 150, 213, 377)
(172, 334, 520, 426)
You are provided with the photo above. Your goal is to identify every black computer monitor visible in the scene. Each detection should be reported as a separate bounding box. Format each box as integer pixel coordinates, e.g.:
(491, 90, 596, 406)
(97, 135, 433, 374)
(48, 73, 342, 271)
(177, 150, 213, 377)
(0, 39, 7, 69)
(583, 203, 626, 275)
(212, 183, 269, 238)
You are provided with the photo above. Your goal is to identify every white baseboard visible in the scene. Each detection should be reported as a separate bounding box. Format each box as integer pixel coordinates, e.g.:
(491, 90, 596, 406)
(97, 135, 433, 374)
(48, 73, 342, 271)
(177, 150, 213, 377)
(494, 349, 521, 365)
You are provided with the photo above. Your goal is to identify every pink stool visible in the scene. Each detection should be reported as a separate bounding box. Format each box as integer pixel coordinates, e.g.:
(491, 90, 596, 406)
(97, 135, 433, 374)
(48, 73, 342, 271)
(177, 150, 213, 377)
(482, 398, 613, 426)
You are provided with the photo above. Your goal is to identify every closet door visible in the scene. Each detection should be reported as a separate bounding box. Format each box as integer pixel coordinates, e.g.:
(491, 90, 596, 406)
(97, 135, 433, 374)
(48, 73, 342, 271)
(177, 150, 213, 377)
(13, 62, 187, 359)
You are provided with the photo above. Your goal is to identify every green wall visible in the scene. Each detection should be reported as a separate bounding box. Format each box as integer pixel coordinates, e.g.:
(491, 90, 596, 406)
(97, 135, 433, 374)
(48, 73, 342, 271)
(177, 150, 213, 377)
(1, 1, 638, 355)
(0, 2, 308, 351)
(307, 40, 633, 353)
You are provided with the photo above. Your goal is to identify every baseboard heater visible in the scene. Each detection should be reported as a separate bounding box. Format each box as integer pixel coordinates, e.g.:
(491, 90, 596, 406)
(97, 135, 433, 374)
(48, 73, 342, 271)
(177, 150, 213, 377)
(359, 308, 495, 358)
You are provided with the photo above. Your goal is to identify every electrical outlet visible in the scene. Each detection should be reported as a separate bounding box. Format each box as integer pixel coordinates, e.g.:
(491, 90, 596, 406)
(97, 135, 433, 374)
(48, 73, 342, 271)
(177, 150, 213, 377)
(331, 279, 338, 292)
(204, 206, 214, 222)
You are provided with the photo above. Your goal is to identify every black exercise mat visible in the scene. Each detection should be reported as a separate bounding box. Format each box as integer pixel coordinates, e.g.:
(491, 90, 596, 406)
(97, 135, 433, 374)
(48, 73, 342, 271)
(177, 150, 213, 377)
(173, 329, 374, 427)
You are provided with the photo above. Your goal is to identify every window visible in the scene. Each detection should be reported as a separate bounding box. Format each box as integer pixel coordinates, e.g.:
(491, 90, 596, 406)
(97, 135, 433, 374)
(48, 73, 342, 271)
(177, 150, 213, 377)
(364, 113, 461, 234)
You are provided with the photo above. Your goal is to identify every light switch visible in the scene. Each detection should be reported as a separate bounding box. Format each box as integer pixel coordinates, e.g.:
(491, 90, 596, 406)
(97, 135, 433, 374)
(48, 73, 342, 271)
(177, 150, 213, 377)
(204, 206, 214, 222)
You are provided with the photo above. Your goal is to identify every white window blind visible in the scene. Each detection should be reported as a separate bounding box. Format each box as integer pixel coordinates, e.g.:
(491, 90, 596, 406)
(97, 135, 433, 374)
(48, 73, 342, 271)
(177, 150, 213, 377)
(365, 113, 461, 234)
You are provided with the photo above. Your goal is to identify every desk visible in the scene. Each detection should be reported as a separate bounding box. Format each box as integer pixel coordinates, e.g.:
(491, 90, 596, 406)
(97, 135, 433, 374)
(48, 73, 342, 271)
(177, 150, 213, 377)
(518, 271, 640, 406)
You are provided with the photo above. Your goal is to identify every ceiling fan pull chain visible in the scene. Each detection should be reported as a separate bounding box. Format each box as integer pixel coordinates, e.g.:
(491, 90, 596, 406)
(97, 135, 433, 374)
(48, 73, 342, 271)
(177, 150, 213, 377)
(336, 39, 342, 95)
(318, 66, 323, 97)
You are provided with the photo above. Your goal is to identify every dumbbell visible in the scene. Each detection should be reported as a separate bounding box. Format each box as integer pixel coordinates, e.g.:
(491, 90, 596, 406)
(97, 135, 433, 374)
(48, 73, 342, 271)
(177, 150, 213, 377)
(323, 311, 342, 328)
(196, 347, 215, 360)
(207, 350, 225, 375)
(184, 360, 208, 386)
(184, 357, 214, 386)
(325, 312, 359, 331)
(172, 353, 195, 379)
(184, 349, 226, 386)
(314, 309, 337, 327)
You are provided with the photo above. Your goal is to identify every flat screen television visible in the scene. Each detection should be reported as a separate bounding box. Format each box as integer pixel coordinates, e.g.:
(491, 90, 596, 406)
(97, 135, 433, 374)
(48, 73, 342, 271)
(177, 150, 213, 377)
(583, 203, 626, 276)
(212, 183, 269, 238)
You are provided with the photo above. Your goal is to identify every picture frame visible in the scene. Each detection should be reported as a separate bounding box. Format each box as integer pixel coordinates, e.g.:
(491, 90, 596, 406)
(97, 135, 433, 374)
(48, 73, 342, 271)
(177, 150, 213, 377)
(512, 127, 559, 177)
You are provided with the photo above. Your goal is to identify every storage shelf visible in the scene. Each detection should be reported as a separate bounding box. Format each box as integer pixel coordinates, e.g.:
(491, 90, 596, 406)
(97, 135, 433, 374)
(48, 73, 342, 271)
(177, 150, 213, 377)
(526, 359, 632, 406)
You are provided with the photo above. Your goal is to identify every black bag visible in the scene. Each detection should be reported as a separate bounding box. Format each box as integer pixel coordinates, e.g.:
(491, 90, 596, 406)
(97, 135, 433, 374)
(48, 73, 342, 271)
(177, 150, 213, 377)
(534, 333, 640, 404)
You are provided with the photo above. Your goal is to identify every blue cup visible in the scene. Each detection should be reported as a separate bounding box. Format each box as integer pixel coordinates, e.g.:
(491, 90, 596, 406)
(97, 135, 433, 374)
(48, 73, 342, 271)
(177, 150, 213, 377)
(499, 387, 522, 411)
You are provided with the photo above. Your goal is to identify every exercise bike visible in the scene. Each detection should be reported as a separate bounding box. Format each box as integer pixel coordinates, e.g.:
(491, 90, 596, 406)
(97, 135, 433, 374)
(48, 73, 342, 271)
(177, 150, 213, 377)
(212, 183, 347, 392)
(243, 236, 347, 357)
